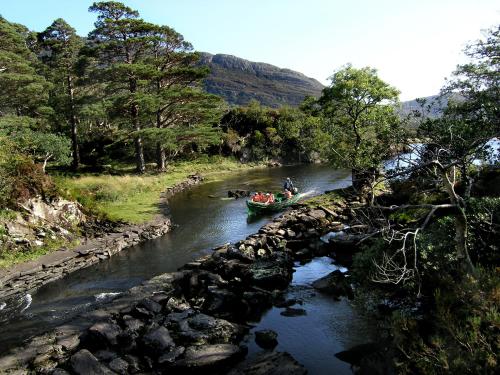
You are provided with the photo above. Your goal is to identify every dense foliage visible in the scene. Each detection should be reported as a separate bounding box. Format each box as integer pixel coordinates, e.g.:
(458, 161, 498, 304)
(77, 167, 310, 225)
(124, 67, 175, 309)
(220, 101, 327, 163)
(348, 24, 499, 374)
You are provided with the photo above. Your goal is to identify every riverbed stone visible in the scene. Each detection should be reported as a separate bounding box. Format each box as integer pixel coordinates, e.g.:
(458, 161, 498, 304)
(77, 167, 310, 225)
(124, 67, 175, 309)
(294, 248, 312, 261)
(312, 270, 354, 299)
(157, 346, 185, 365)
(89, 321, 122, 347)
(94, 350, 118, 362)
(280, 307, 307, 317)
(173, 344, 246, 372)
(52, 369, 71, 375)
(55, 332, 80, 352)
(174, 313, 245, 346)
(141, 326, 174, 354)
(248, 256, 293, 290)
(123, 354, 140, 373)
(108, 357, 129, 373)
(70, 349, 114, 375)
(122, 315, 144, 333)
(227, 351, 307, 375)
(165, 296, 191, 312)
(138, 298, 162, 314)
(255, 329, 278, 349)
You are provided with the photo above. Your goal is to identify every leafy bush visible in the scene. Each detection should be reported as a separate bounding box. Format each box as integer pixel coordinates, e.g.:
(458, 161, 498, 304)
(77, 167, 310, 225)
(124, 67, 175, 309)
(466, 197, 500, 266)
(0, 137, 57, 208)
(392, 269, 499, 374)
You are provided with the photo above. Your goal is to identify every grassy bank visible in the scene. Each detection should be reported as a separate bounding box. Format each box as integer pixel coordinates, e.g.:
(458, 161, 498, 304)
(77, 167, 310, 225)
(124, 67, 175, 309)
(0, 238, 78, 268)
(55, 156, 263, 224)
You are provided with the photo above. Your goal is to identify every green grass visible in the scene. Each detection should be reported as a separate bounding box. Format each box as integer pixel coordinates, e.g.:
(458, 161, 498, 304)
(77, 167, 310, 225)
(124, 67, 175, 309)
(0, 238, 78, 268)
(302, 190, 346, 208)
(55, 156, 263, 224)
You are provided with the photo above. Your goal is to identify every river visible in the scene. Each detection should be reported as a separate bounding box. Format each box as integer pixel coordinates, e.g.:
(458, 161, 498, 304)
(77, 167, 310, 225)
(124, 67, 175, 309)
(0, 164, 374, 373)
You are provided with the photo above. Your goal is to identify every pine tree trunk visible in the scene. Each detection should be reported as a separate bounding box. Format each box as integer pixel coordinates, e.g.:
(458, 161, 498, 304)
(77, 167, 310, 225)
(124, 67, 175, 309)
(155, 109, 165, 171)
(67, 75, 79, 170)
(133, 107, 145, 174)
(156, 142, 166, 171)
(130, 78, 145, 174)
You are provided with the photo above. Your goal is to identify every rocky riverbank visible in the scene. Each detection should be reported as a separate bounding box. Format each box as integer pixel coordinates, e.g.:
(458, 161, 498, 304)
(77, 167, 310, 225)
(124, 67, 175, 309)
(0, 174, 204, 301)
(0, 191, 356, 374)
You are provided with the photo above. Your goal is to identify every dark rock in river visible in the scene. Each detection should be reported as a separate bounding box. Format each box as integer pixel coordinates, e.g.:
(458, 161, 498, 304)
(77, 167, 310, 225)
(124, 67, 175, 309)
(228, 351, 307, 375)
(247, 254, 293, 290)
(312, 270, 354, 299)
(228, 190, 251, 199)
(280, 307, 307, 317)
(255, 329, 279, 349)
(328, 233, 366, 266)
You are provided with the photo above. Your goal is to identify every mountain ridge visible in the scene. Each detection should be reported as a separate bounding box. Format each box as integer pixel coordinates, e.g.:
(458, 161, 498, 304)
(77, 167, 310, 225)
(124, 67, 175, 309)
(199, 52, 324, 107)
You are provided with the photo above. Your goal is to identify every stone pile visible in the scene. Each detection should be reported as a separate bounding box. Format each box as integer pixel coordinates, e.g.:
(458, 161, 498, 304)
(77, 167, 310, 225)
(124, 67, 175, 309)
(0, 199, 351, 374)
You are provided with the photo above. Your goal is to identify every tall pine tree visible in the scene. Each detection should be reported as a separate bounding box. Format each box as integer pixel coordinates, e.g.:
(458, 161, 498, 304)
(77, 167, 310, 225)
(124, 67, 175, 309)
(88, 1, 157, 173)
(0, 16, 50, 116)
(38, 19, 84, 169)
(146, 25, 223, 170)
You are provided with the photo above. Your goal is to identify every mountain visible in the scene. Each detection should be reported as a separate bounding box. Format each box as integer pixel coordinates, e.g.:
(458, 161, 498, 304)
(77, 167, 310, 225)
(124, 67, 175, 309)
(199, 53, 324, 107)
(400, 95, 449, 118)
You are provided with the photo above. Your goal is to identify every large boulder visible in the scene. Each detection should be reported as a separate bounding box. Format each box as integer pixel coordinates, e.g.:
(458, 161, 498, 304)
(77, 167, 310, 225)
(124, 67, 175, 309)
(140, 326, 175, 355)
(174, 313, 245, 346)
(70, 349, 114, 375)
(311, 270, 353, 299)
(88, 321, 122, 347)
(247, 255, 293, 290)
(172, 344, 246, 373)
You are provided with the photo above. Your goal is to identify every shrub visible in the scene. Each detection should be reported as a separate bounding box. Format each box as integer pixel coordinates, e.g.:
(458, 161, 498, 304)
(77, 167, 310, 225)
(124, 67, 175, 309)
(0, 138, 56, 208)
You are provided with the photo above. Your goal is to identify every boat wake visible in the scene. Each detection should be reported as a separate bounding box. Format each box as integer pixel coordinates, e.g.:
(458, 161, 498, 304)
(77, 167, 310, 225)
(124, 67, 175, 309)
(300, 190, 316, 198)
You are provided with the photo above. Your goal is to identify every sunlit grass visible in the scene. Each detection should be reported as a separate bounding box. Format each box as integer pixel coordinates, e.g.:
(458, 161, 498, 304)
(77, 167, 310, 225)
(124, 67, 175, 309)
(0, 238, 79, 268)
(55, 156, 263, 223)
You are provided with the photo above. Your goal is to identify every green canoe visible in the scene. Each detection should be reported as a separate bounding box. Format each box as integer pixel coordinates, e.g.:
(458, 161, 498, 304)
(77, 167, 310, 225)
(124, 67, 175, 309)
(246, 192, 302, 215)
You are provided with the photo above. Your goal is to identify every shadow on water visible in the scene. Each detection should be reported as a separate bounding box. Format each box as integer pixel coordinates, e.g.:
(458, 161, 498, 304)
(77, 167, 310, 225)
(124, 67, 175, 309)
(0, 164, 351, 354)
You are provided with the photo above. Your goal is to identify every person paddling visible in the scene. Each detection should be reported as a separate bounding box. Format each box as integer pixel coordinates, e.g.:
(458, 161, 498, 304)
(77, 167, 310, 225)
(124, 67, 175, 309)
(284, 177, 295, 194)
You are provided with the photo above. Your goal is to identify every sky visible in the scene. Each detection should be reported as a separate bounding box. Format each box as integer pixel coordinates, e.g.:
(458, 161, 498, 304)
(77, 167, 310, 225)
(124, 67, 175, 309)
(1, 0, 499, 100)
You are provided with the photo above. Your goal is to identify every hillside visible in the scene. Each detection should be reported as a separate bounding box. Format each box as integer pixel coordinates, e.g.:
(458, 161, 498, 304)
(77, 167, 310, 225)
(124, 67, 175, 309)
(200, 53, 324, 107)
